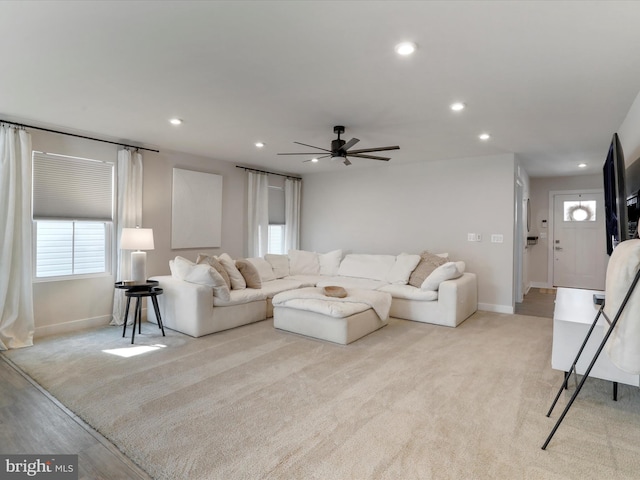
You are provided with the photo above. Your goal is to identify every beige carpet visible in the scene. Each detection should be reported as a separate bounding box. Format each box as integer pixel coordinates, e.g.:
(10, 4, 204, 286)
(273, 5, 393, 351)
(5, 312, 640, 479)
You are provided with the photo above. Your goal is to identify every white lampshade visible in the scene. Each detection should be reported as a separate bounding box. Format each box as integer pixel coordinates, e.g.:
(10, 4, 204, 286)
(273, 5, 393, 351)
(120, 228, 154, 251)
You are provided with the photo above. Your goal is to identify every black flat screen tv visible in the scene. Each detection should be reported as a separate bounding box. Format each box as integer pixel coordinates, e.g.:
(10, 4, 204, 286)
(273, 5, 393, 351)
(603, 133, 628, 255)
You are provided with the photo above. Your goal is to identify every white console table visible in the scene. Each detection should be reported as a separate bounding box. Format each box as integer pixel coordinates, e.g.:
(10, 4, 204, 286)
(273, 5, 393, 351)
(552, 287, 640, 387)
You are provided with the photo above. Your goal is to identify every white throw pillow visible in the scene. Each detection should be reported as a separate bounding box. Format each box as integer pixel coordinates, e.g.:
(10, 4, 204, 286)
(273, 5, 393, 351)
(386, 253, 421, 285)
(171, 256, 230, 301)
(337, 254, 396, 281)
(265, 254, 289, 278)
(217, 253, 247, 290)
(288, 250, 320, 275)
(246, 257, 276, 282)
(420, 262, 463, 291)
(319, 249, 343, 276)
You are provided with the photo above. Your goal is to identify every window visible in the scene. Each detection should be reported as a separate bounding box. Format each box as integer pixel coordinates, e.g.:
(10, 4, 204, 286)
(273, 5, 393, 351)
(564, 200, 596, 222)
(35, 221, 109, 277)
(268, 224, 285, 254)
(268, 185, 286, 254)
(32, 151, 114, 280)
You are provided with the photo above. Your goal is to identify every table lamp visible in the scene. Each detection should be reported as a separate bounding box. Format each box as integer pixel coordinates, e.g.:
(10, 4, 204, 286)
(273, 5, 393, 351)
(120, 227, 154, 283)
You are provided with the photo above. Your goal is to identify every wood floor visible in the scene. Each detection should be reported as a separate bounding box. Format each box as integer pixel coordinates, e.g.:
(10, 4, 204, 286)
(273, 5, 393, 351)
(0, 354, 151, 480)
(515, 287, 556, 318)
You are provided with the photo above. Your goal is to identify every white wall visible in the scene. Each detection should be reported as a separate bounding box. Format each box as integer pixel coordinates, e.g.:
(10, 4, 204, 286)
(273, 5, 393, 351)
(618, 90, 640, 167)
(301, 154, 517, 312)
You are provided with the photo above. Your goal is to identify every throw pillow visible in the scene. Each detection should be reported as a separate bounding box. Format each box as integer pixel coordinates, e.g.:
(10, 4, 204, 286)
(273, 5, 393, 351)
(319, 249, 343, 276)
(288, 249, 320, 275)
(235, 259, 262, 289)
(218, 253, 247, 290)
(265, 254, 289, 278)
(172, 257, 231, 301)
(408, 251, 447, 288)
(386, 253, 422, 285)
(420, 262, 463, 291)
(247, 257, 276, 282)
(196, 254, 231, 288)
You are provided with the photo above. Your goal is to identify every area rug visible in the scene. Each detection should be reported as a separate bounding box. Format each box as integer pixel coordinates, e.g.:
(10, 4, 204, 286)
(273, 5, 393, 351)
(5, 312, 640, 479)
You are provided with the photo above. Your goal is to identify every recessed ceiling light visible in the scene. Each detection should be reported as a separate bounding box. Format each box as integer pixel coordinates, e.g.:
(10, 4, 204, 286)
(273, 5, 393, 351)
(311, 158, 319, 163)
(578, 163, 587, 168)
(479, 133, 491, 141)
(169, 118, 183, 125)
(395, 42, 417, 56)
(255, 142, 265, 148)
(450, 102, 466, 112)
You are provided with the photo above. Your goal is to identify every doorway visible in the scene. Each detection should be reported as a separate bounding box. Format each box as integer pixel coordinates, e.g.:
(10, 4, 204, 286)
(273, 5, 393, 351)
(551, 191, 607, 290)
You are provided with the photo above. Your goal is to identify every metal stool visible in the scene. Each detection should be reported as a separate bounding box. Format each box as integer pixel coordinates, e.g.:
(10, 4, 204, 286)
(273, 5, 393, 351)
(123, 287, 165, 344)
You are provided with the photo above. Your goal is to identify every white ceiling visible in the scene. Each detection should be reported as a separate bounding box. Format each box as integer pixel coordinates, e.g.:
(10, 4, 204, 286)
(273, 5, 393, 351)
(2, 1, 640, 177)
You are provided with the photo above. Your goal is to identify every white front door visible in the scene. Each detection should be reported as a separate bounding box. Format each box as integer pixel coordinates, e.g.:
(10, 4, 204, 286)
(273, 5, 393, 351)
(553, 192, 607, 290)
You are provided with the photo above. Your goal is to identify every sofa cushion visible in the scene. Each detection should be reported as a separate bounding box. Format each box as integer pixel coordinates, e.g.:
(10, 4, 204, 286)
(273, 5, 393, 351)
(247, 257, 276, 282)
(378, 284, 439, 301)
(319, 249, 343, 276)
(265, 254, 289, 278)
(386, 253, 421, 285)
(337, 254, 396, 281)
(212, 287, 267, 307)
(408, 251, 448, 288)
(421, 262, 464, 291)
(236, 259, 263, 289)
(218, 253, 246, 290)
(316, 276, 388, 291)
(289, 249, 320, 275)
(258, 279, 304, 298)
(170, 256, 231, 301)
(196, 254, 231, 288)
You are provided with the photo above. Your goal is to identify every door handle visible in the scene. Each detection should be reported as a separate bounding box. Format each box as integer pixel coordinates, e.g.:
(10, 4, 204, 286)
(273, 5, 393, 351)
(555, 246, 563, 251)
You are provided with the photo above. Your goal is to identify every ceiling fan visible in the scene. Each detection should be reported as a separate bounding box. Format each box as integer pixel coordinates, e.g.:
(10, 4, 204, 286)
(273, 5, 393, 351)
(277, 125, 400, 166)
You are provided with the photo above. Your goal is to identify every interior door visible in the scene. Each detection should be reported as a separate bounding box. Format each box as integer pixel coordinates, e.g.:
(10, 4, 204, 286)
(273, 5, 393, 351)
(553, 192, 607, 290)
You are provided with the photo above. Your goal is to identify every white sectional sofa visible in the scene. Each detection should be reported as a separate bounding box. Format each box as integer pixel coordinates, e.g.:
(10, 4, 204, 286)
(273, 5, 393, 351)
(148, 250, 478, 338)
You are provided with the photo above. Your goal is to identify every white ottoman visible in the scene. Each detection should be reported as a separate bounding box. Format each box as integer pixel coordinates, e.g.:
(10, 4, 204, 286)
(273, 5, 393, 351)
(272, 287, 391, 345)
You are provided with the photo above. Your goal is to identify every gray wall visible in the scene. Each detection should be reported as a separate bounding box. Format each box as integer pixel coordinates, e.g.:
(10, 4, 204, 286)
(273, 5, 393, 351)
(300, 154, 517, 312)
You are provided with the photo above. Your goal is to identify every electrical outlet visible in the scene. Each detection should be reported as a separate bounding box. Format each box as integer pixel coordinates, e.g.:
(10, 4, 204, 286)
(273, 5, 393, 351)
(468, 233, 476, 242)
(491, 234, 504, 243)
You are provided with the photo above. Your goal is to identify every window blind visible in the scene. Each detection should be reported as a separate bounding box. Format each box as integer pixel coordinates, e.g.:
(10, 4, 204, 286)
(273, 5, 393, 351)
(32, 152, 114, 220)
(268, 186, 285, 224)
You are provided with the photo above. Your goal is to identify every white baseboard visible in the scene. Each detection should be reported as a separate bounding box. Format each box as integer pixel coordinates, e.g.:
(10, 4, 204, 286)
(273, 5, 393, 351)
(35, 314, 114, 339)
(478, 303, 514, 314)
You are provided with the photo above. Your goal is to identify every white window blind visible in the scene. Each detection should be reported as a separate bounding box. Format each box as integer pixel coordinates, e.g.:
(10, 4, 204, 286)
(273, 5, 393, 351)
(268, 186, 285, 224)
(268, 224, 285, 254)
(32, 151, 114, 220)
(35, 221, 107, 278)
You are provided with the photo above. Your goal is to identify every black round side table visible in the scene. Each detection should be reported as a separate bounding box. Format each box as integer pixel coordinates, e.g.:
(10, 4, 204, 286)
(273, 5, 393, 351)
(115, 281, 164, 344)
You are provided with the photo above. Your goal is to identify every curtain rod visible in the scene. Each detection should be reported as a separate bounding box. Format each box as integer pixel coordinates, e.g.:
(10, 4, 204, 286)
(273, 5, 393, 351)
(0, 119, 160, 153)
(236, 165, 301, 180)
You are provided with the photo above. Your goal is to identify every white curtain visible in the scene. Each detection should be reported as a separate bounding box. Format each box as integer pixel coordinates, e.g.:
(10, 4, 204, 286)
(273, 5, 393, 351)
(247, 171, 269, 257)
(111, 149, 143, 326)
(284, 177, 302, 252)
(0, 126, 34, 350)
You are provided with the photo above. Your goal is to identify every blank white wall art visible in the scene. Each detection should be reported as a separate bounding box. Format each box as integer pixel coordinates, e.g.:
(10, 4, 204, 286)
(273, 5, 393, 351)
(171, 168, 223, 248)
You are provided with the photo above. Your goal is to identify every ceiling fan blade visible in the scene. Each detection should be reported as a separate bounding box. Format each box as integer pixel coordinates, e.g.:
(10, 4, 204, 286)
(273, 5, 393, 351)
(348, 153, 391, 161)
(293, 141, 331, 152)
(343, 158, 352, 166)
(278, 152, 324, 155)
(302, 155, 331, 163)
(341, 137, 360, 151)
(347, 146, 400, 154)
